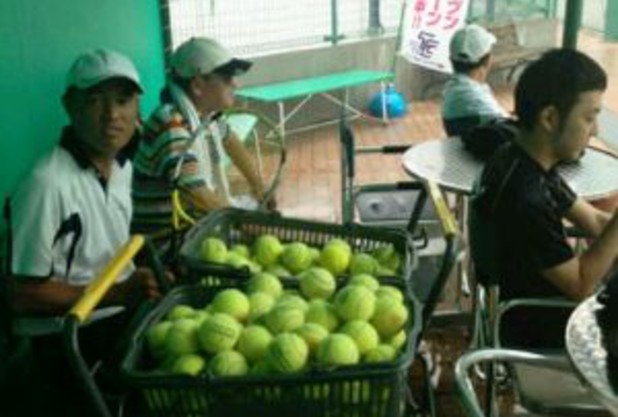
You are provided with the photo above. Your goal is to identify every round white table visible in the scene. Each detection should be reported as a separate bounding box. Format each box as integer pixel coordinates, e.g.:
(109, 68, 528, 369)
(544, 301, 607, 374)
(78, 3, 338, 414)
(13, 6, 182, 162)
(566, 296, 618, 416)
(401, 139, 618, 200)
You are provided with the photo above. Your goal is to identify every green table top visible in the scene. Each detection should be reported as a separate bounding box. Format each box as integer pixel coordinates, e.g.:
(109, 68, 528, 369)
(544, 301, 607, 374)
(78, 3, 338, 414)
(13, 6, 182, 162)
(236, 70, 394, 102)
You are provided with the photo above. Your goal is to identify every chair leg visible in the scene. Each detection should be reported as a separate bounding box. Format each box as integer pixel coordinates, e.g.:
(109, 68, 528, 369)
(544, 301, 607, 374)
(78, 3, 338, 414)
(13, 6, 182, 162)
(415, 350, 438, 417)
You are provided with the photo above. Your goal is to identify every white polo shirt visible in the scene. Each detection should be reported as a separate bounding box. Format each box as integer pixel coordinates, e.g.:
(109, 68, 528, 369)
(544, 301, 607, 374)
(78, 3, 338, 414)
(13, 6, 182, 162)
(11, 132, 135, 286)
(441, 73, 509, 122)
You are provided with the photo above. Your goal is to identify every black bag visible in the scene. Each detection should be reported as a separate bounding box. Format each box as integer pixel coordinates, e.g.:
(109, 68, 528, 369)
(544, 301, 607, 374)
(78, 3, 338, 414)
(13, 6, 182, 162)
(460, 118, 519, 161)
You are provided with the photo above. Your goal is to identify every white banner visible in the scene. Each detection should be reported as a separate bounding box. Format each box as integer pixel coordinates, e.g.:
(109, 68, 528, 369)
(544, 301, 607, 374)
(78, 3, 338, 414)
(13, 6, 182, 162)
(400, 0, 471, 73)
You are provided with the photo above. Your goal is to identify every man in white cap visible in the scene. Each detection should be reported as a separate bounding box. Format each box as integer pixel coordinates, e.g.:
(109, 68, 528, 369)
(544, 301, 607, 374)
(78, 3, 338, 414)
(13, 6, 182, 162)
(131, 37, 270, 240)
(441, 23, 509, 136)
(8, 49, 162, 416)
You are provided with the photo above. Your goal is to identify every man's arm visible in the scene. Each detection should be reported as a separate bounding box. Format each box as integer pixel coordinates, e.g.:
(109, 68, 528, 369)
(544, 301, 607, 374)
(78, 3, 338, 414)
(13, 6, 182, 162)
(565, 197, 612, 237)
(180, 184, 229, 213)
(10, 267, 161, 316)
(544, 208, 618, 300)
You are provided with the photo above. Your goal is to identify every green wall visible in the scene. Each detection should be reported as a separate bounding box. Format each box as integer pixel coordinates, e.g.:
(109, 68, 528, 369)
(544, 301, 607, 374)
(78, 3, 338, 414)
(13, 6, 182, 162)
(0, 0, 166, 199)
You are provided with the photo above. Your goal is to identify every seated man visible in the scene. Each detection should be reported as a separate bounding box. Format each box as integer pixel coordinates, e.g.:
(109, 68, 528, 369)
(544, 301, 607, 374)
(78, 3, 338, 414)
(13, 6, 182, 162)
(132, 37, 270, 238)
(471, 48, 618, 349)
(8, 49, 162, 416)
(441, 23, 509, 136)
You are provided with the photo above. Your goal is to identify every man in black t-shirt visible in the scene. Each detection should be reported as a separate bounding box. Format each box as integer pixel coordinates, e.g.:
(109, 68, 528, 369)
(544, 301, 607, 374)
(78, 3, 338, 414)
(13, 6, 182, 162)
(471, 49, 618, 349)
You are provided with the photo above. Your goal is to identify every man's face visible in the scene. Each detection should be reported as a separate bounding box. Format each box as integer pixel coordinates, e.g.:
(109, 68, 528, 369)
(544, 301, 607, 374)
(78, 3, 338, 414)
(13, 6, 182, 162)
(553, 90, 603, 162)
(65, 79, 140, 159)
(193, 72, 237, 114)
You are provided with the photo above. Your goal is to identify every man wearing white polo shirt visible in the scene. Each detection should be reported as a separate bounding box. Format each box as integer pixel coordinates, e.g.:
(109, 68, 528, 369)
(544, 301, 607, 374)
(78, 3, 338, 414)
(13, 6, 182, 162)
(8, 50, 160, 416)
(441, 24, 509, 136)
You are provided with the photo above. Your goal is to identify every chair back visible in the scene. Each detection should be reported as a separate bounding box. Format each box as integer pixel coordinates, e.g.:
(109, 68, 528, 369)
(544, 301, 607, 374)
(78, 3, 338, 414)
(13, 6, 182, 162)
(454, 348, 571, 417)
(443, 115, 482, 137)
(467, 181, 500, 288)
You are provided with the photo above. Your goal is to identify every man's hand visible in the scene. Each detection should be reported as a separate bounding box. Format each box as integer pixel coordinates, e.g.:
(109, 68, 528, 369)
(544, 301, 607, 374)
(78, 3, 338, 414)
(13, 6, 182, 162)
(107, 267, 165, 308)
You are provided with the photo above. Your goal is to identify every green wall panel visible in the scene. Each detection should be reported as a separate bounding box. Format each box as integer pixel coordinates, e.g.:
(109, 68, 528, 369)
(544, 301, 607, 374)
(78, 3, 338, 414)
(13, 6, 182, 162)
(0, 0, 165, 199)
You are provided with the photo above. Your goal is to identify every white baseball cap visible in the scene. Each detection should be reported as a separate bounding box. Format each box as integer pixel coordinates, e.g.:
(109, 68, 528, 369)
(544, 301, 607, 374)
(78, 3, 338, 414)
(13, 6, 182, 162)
(450, 24, 497, 64)
(170, 37, 252, 78)
(66, 49, 143, 92)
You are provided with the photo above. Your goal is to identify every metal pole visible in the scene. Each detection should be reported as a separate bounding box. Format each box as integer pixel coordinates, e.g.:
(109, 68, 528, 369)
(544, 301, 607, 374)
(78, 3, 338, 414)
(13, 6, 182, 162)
(368, 0, 383, 36)
(486, 0, 497, 22)
(325, 0, 345, 44)
(159, 0, 173, 71)
(562, 0, 583, 49)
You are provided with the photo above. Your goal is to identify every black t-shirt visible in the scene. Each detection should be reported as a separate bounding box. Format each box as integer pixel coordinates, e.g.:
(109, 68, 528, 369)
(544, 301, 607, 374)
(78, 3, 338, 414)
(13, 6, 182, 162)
(471, 142, 577, 348)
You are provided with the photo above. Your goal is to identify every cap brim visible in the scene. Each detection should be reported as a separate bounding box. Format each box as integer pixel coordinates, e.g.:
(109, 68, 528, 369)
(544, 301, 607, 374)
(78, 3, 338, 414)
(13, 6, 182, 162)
(73, 76, 143, 94)
(213, 58, 253, 77)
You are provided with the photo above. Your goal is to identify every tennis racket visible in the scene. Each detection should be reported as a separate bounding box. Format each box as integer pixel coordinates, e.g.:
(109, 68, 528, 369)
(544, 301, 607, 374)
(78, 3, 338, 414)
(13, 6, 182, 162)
(222, 107, 286, 207)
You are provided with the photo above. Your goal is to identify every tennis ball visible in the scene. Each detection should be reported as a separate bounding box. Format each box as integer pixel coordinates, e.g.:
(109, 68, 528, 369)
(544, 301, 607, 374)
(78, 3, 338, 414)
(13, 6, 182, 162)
(364, 344, 397, 363)
(348, 273, 380, 292)
(294, 323, 329, 355)
(334, 285, 376, 322)
(349, 253, 380, 276)
(225, 252, 253, 269)
(277, 293, 309, 313)
(230, 243, 250, 259)
(305, 299, 339, 332)
(373, 244, 401, 272)
(248, 291, 275, 322)
(250, 360, 272, 376)
(236, 325, 274, 363)
(192, 310, 210, 325)
(319, 241, 351, 275)
(200, 237, 228, 263)
(375, 285, 404, 303)
(308, 247, 321, 263)
(210, 289, 250, 322)
(316, 333, 360, 367)
(166, 304, 196, 321)
(376, 266, 396, 277)
(209, 350, 249, 377)
(265, 333, 309, 374)
(171, 353, 206, 376)
(326, 238, 352, 255)
(264, 263, 291, 278)
(299, 267, 336, 300)
(371, 298, 408, 338)
(198, 313, 242, 354)
(165, 318, 200, 356)
(340, 320, 379, 355)
(387, 330, 407, 351)
(264, 303, 305, 334)
(247, 272, 283, 298)
(280, 242, 313, 273)
(146, 321, 173, 359)
(253, 234, 284, 267)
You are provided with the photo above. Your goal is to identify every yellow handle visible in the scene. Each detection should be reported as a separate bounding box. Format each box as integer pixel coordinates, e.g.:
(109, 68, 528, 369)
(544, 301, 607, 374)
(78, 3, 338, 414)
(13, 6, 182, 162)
(69, 235, 145, 323)
(172, 189, 196, 231)
(427, 181, 459, 237)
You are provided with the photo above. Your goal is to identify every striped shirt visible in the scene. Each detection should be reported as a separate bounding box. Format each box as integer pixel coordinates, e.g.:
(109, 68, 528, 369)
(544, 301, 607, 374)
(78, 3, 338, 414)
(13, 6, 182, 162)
(131, 102, 229, 236)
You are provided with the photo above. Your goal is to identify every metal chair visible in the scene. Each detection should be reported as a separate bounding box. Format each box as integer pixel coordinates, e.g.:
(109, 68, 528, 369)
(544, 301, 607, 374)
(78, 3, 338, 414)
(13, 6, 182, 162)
(466, 189, 609, 417)
(455, 348, 611, 417)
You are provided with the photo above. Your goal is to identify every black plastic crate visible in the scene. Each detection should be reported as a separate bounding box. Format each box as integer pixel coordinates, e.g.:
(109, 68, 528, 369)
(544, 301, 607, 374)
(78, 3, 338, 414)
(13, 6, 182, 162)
(179, 208, 416, 282)
(121, 278, 421, 417)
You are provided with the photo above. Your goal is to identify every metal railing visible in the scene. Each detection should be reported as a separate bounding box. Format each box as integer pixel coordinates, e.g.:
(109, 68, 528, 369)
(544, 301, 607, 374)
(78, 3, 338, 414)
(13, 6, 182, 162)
(159, 0, 564, 63)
